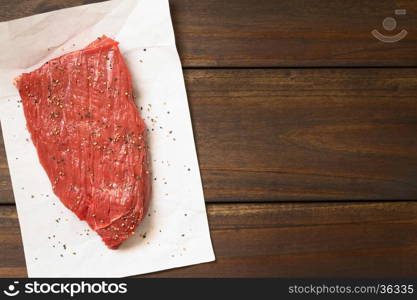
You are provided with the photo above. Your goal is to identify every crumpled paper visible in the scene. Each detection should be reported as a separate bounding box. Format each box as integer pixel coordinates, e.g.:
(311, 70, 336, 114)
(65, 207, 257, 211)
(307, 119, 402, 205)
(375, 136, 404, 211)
(0, 0, 215, 277)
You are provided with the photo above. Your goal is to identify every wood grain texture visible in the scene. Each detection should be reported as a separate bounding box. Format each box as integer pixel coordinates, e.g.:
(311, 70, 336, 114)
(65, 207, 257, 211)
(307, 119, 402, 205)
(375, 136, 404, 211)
(1, 0, 417, 67)
(1, 68, 417, 203)
(171, 0, 417, 67)
(187, 69, 417, 201)
(2, 201, 417, 277)
(0, 129, 12, 204)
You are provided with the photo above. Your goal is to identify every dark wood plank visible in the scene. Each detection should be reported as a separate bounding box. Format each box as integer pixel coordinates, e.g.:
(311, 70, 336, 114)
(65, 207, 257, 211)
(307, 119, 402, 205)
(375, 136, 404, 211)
(189, 68, 417, 201)
(172, 0, 417, 67)
(0, 0, 103, 21)
(1, 0, 417, 67)
(2, 201, 417, 277)
(1, 68, 417, 203)
(0, 130, 13, 204)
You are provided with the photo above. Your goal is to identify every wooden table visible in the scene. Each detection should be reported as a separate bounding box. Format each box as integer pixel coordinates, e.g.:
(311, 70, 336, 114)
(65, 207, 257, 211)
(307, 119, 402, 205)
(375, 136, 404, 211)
(1, 0, 417, 277)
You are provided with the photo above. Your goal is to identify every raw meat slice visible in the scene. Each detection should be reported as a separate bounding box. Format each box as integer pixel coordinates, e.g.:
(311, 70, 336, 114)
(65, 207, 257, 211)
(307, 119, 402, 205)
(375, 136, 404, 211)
(14, 36, 151, 249)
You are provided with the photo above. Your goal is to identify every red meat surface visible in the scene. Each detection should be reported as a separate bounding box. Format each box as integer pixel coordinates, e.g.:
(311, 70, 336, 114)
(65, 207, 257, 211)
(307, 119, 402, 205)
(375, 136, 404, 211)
(14, 36, 151, 249)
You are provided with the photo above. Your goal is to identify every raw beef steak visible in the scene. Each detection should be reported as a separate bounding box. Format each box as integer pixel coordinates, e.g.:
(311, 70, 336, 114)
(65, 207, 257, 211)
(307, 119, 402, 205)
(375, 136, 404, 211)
(14, 36, 151, 249)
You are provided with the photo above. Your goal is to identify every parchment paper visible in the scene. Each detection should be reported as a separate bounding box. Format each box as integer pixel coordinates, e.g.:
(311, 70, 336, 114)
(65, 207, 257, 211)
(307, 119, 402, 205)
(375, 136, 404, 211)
(0, 0, 215, 277)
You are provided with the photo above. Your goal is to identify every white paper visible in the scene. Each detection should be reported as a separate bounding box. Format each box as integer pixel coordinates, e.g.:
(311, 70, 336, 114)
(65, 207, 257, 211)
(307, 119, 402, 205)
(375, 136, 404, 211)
(0, 0, 215, 277)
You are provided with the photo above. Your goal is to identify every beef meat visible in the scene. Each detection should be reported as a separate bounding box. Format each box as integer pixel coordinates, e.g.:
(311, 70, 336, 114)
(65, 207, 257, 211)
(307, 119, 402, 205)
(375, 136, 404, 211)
(14, 36, 151, 249)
